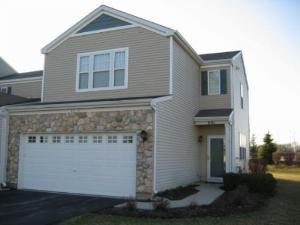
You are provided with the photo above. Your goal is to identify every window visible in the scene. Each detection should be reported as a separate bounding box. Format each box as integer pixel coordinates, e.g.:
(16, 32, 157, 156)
(0, 87, 11, 94)
(108, 135, 117, 143)
(40, 136, 48, 143)
(201, 70, 227, 96)
(240, 83, 244, 109)
(77, 48, 128, 91)
(79, 136, 88, 143)
(28, 136, 36, 143)
(208, 70, 220, 95)
(239, 133, 247, 160)
(52, 136, 61, 143)
(93, 136, 102, 144)
(65, 136, 74, 143)
(123, 135, 133, 143)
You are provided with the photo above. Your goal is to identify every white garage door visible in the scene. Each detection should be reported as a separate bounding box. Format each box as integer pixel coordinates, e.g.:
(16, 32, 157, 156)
(18, 133, 136, 197)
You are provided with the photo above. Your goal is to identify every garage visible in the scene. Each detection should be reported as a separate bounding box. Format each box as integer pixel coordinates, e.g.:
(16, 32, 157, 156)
(18, 133, 137, 197)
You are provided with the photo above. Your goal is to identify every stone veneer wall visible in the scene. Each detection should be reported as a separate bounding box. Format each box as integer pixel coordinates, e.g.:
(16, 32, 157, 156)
(6, 109, 154, 198)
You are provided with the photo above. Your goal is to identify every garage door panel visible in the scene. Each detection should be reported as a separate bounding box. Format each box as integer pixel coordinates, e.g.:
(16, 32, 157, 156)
(19, 133, 136, 197)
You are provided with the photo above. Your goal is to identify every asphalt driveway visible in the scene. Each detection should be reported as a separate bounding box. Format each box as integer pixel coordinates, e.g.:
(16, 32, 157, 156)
(0, 190, 124, 225)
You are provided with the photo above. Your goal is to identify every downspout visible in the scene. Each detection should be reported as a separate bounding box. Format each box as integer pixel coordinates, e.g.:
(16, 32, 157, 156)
(0, 107, 8, 188)
(150, 96, 172, 194)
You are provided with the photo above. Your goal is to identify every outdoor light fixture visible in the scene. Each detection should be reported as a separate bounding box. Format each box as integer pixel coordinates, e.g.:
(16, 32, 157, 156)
(198, 136, 203, 143)
(140, 130, 148, 142)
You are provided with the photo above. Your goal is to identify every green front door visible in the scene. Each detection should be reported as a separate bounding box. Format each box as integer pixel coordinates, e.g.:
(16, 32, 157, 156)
(209, 137, 225, 182)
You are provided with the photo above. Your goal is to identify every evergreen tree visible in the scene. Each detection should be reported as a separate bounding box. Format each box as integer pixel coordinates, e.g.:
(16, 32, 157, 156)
(258, 132, 277, 164)
(250, 134, 258, 159)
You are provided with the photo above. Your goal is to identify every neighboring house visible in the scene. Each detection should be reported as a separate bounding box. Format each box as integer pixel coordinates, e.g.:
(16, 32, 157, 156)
(0, 70, 43, 99)
(0, 5, 249, 199)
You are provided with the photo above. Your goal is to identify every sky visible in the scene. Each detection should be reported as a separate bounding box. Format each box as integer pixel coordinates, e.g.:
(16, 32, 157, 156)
(1, 0, 300, 144)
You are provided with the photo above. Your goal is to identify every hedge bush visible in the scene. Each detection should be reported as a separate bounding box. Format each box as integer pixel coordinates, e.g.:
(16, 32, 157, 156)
(223, 173, 276, 195)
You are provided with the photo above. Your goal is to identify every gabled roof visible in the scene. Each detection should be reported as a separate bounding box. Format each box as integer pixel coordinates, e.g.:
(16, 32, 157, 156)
(199, 51, 241, 61)
(41, 5, 175, 54)
(0, 57, 17, 77)
(0, 93, 40, 107)
(195, 108, 233, 117)
(0, 70, 43, 81)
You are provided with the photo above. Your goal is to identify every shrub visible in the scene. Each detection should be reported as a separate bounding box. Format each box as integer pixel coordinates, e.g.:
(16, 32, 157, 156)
(125, 199, 137, 211)
(248, 159, 267, 173)
(223, 173, 241, 191)
(153, 198, 169, 211)
(295, 151, 300, 165)
(223, 173, 276, 195)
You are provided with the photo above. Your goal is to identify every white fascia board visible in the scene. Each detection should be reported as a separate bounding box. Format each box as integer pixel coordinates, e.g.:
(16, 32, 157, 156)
(200, 63, 231, 69)
(41, 5, 175, 54)
(173, 31, 203, 65)
(0, 77, 42, 85)
(6, 98, 154, 113)
(194, 116, 229, 125)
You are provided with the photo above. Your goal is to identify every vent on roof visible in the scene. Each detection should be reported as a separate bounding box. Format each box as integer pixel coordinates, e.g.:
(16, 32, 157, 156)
(77, 14, 131, 33)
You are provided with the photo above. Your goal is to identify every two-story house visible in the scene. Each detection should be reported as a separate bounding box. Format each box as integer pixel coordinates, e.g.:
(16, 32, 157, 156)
(0, 5, 249, 199)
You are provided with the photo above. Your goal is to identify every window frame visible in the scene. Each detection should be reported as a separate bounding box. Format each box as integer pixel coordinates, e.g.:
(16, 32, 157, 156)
(207, 70, 221, 95)
(76, 47, 129, 92)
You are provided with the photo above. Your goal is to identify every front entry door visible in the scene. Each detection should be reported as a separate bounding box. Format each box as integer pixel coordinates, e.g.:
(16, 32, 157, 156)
(208, 136, 225, 182)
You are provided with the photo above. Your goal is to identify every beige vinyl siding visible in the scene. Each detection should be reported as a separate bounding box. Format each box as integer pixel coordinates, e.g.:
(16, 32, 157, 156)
(231, 55, 250, 172)
(197, 125, 225, 180)
(199, 66, 231, 109)
(0, 81, 41, 98)
(155, 39, 201, 192)
(43, 27, 170, 102)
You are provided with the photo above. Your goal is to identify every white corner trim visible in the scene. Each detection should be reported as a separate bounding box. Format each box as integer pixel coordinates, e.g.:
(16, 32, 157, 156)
(0, 108, 9, 185)
(230, 64, 234, 108)
(41, 57, 46, 102)
(0, 77, 42, 85)
(150, 95, 172, 193)
(169, 36, 173, 95)
(41, 5, 174, 54)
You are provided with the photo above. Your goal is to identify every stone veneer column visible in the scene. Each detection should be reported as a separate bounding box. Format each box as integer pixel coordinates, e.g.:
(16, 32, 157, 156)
(6, 109, 154, 198)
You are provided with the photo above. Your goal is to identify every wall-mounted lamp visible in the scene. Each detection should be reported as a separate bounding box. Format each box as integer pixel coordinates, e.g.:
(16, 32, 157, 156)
(198, 136, 203, 143)
(140, 130, 148, 142)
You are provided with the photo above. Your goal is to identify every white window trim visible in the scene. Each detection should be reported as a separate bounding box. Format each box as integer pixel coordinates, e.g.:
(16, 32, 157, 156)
(207, 70, 221, 95)
(76, 47, 129, 92)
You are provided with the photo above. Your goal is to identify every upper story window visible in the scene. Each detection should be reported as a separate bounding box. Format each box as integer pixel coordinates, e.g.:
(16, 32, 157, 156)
(76, 48, 128, 92)
(240, 83, 244, 109)
(201, 69, 227, 96)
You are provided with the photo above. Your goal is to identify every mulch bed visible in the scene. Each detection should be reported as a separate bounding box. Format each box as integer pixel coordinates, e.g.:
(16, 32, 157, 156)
(99, 186, 269, 218)
(155, 184, 199, 200)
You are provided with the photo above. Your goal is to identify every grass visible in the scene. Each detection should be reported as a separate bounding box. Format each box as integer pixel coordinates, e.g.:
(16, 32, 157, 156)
(60, 167, 300, 225)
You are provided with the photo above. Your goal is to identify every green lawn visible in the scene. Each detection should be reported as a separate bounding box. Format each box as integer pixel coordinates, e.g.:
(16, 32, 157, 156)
(61, 167, 300, 225)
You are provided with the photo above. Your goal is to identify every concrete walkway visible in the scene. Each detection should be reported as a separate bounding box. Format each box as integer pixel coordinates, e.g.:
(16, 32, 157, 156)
(169, 183, 223, 208)
(122, 183, 224, 210)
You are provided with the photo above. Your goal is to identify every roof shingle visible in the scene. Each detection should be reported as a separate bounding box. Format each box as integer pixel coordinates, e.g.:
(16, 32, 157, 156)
(0, 70, 43, 81)
(195, 108, 233, 117)
(199, 51, 240, 61)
